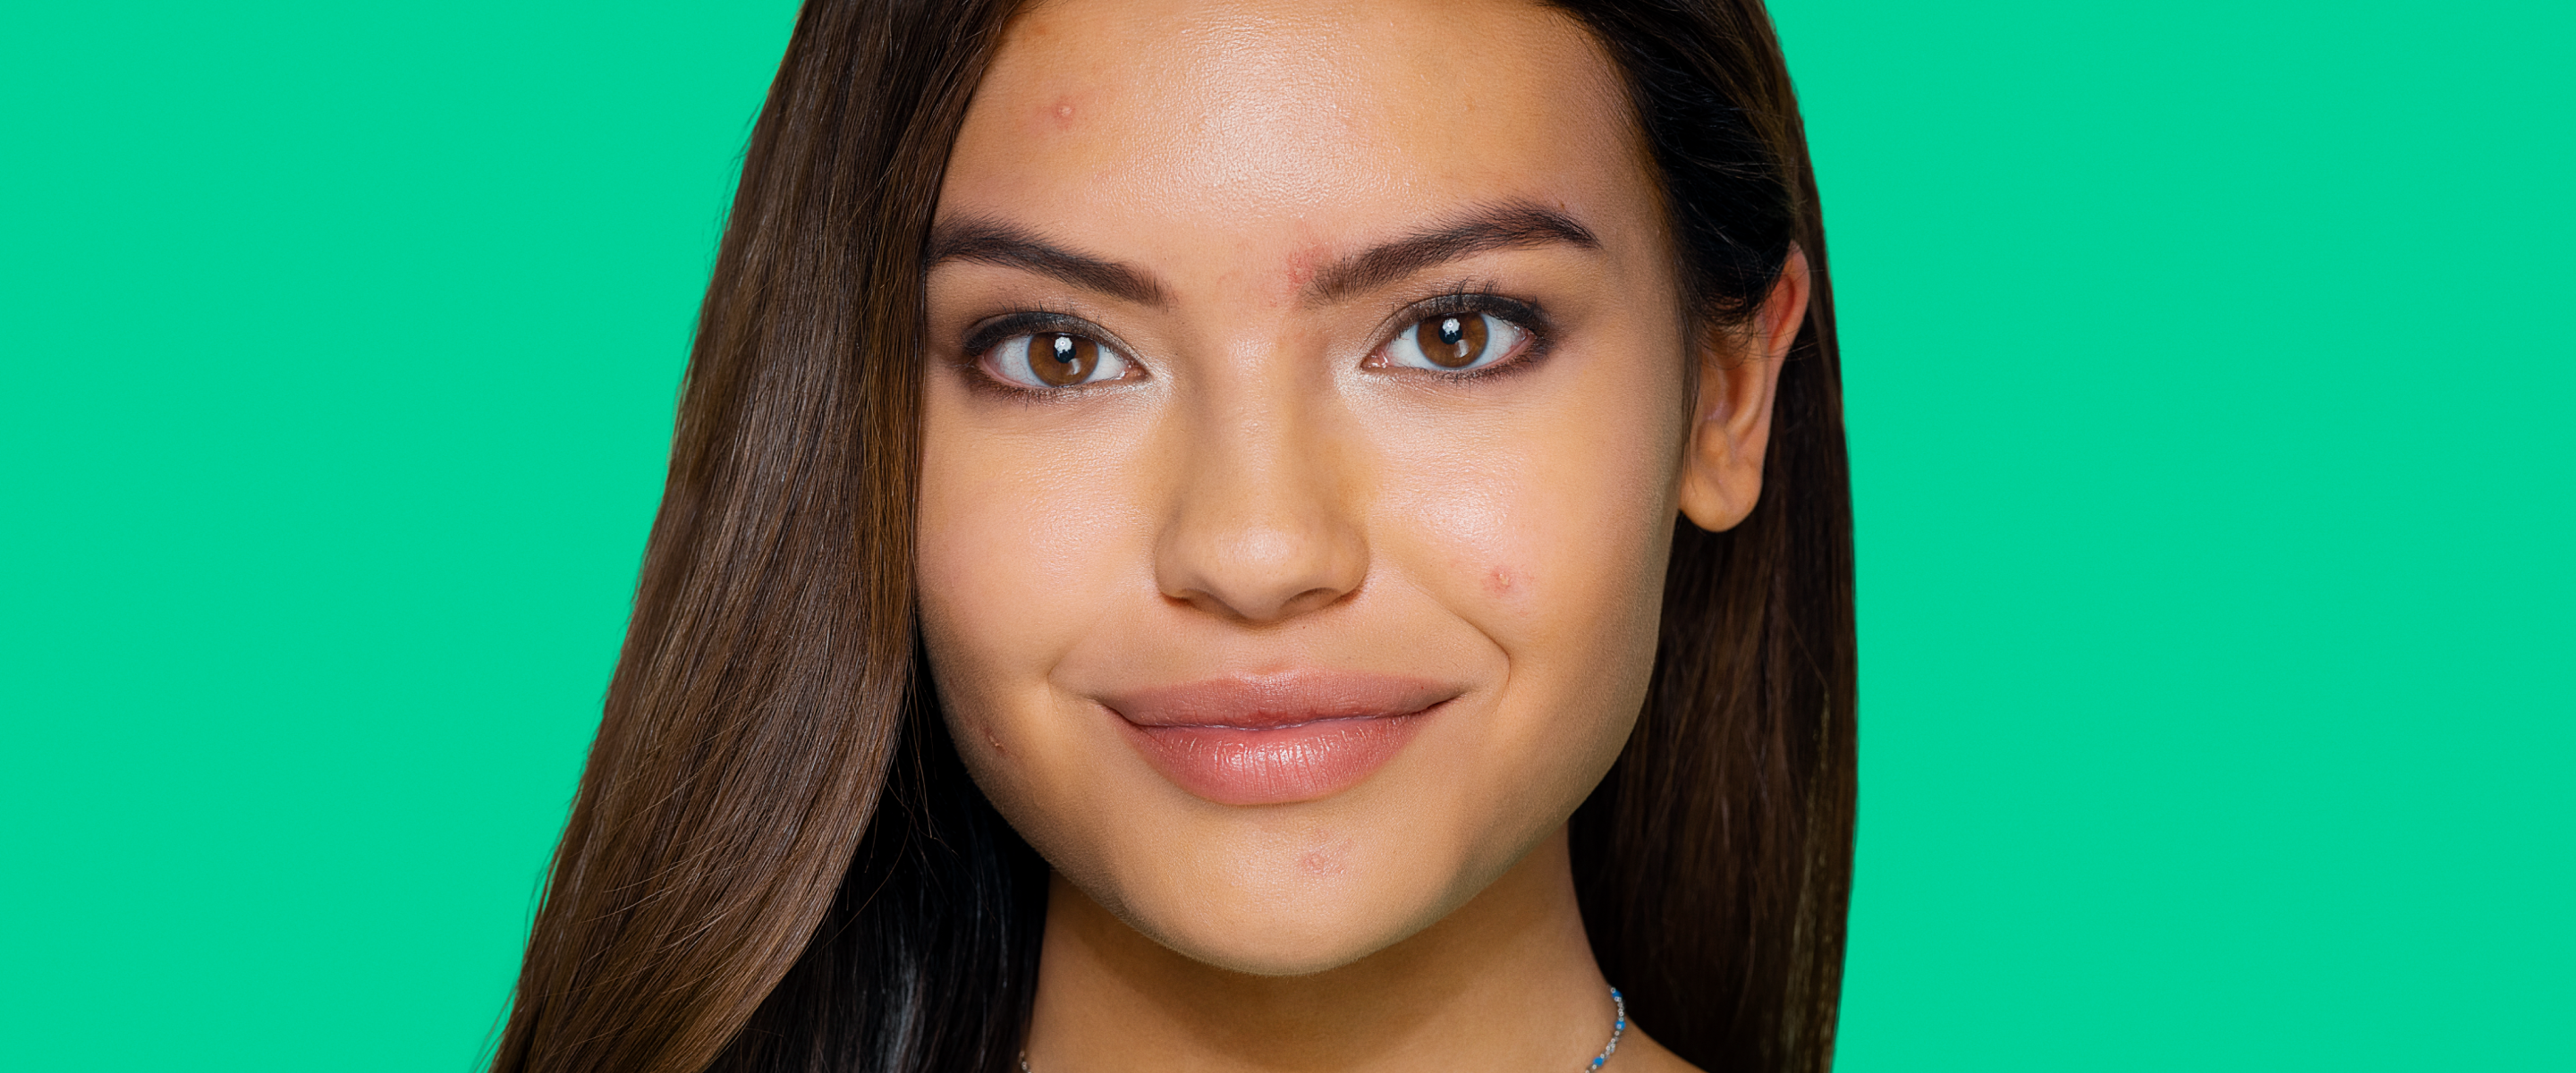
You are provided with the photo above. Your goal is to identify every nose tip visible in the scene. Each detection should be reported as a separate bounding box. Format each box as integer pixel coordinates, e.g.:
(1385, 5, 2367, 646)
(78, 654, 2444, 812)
(1161, 524, 1363, 623)
(1154, 453, 1368, 626)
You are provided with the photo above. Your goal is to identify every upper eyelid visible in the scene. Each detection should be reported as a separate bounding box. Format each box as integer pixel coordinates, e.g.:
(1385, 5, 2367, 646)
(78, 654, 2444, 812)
(1375, 287, 1546, 336)
(1368, 292, 1549, 362)
(962, 309, 1091, 347)
(960, 310, 1144, 367)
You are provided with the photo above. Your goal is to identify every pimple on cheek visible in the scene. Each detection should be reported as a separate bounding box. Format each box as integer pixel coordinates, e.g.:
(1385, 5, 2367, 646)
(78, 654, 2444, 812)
(1486, 565, 1516, 597)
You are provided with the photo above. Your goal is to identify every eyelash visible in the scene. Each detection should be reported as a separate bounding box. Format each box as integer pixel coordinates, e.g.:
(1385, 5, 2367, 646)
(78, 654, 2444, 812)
(951, 289, 1553, 395)
(959, 309, 1094, 362)
(1380, 287, 1553, 379)
(955, 309, 1125, 401)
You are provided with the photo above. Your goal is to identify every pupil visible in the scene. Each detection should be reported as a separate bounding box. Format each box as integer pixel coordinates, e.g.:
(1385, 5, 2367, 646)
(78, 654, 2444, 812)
(1439, 317, 1465, 346)
(1052, 335, 1074, 362)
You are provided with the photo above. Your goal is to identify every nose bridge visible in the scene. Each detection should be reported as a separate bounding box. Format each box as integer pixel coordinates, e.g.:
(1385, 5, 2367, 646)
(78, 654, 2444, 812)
(1154, 358, 1368, 624)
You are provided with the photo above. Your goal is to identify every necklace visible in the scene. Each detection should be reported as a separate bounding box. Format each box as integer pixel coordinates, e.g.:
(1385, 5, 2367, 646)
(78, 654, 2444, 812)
(1019, 986, 1627, 1073)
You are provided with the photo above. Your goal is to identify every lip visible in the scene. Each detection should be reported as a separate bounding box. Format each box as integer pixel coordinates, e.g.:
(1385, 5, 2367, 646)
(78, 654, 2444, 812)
(1101, 671, 1457, 806)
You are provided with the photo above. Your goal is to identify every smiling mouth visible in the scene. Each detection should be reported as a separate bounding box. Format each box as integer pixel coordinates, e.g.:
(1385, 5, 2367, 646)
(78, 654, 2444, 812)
(1101, 671, 1456, 806)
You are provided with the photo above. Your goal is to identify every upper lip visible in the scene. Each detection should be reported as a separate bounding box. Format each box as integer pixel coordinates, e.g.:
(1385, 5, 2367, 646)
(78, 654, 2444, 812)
(1102, 670, 1460, 730)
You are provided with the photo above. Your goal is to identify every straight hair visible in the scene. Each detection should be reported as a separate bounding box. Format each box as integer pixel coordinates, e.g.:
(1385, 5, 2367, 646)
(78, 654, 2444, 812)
(491, 2, 1853, 1071)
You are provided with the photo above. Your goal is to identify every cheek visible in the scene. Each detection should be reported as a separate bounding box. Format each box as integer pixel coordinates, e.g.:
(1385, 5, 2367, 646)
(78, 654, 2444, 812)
(915, 401, 1148, 752)
(1380, 394, 1682, 657)
(1365, 347, 1688, 820)
(1322, 384, 1677, 925)
(916, 472, 1037, 720)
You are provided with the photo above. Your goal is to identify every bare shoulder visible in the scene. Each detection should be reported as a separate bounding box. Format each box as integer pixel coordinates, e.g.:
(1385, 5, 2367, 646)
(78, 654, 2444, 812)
(1611, 1026, 1705, 1073)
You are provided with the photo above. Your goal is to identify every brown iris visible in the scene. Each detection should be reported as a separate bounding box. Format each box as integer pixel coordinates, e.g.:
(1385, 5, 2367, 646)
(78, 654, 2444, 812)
(1414, 314, 1487, 368)
(1028, 333, 1099, 386)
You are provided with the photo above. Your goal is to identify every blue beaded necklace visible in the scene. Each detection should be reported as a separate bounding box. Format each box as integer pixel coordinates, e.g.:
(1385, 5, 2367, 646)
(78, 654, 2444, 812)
(1019, 986, 1628, 1072)
(1590, 987, 1631, 1070)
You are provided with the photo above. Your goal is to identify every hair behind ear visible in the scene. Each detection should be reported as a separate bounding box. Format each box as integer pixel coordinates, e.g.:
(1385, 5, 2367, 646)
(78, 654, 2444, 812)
(1561, 1, 1856, 1069)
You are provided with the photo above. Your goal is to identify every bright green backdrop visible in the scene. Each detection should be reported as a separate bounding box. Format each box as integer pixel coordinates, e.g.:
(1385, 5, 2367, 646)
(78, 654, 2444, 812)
(3, 2, 2566, 1069)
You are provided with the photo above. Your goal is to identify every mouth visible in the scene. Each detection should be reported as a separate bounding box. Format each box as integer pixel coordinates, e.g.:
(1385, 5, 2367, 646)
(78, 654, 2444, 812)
(1102, 671, 1457, 806)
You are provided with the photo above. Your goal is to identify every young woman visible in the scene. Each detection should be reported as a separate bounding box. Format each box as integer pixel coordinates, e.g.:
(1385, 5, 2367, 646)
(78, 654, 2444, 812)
(492, 2, 1852, 1071)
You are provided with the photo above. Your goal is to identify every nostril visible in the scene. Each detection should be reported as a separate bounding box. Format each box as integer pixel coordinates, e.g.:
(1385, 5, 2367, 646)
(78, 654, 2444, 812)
(1163, 580, 1351, 625)
(1280, 584, 1354, 618)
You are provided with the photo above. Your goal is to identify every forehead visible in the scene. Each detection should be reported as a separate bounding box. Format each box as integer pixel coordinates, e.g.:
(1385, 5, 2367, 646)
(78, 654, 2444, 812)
(943, 0, 1648, 269)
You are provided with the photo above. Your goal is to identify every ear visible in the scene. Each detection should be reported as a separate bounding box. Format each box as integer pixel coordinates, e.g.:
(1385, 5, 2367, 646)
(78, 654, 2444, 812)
(1677, 244, 1809, 532)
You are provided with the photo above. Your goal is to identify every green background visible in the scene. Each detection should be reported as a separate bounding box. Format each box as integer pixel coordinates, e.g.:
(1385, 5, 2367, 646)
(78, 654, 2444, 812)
(4, 1, 2566, 1068)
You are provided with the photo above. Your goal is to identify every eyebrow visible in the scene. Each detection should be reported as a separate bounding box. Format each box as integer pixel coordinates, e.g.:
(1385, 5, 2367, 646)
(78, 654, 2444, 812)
(927, 218, 1173, 307)
(923, 201, 1598, 309)
(1304, 203, 1599, 303)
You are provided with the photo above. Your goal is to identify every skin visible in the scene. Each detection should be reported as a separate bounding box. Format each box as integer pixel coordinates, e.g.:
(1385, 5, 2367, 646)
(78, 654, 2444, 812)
(915, 1, 1809, 1070)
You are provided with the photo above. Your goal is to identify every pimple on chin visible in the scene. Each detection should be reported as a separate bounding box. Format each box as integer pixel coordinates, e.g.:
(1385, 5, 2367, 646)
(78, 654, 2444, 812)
(1297, 841, 1350, 877)
(1298, 833, 1360, 874)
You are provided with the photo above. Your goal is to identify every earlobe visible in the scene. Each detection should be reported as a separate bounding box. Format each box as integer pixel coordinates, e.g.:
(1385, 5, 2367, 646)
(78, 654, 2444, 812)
(1676, 245, 1809, 533)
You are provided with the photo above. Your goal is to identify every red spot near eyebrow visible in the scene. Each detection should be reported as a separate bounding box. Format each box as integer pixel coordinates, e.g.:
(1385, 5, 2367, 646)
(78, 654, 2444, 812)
(1278, 241, 1330, 295)
(1049, 97, 1077, 127)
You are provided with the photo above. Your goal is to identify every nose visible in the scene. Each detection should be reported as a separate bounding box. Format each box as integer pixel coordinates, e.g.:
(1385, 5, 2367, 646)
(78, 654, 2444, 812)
(1153, 406, 1368, 625)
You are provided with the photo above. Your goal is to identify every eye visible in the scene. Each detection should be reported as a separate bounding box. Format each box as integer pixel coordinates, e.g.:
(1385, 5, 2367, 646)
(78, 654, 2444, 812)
(982, 331, 1135, 390)
(1379, 311, 1529, 373)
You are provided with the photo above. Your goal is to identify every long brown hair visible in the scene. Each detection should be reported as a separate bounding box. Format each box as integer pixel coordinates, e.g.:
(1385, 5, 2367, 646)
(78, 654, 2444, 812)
(490, 2, 1853, 1071)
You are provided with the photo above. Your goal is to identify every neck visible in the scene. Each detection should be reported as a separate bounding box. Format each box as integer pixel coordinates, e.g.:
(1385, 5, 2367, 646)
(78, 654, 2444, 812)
(1025, 825, 1657, 1073)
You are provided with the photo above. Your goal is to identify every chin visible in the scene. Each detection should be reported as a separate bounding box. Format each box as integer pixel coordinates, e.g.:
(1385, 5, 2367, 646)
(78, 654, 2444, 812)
(1046, 782, 1538, 978)
(1153, 925, 1404, 978)
(1116, 883, 1450, 977)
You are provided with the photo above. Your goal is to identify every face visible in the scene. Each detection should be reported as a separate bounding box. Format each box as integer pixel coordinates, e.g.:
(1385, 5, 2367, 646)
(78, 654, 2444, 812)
(919, 0, 1732, 976)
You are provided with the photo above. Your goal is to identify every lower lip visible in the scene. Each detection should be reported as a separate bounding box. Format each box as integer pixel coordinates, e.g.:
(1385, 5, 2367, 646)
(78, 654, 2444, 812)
(1122, 712, 1429, 807)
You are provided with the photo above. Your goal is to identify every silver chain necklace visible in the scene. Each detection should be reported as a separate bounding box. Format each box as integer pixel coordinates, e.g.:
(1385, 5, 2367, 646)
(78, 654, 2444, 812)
(1019, 986, 1627, 1073)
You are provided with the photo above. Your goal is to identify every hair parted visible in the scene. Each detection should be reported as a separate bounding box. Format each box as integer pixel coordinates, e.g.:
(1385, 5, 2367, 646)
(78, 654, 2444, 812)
(490, 2, 1852, 1071)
